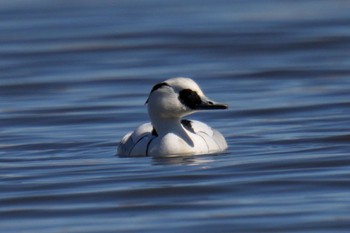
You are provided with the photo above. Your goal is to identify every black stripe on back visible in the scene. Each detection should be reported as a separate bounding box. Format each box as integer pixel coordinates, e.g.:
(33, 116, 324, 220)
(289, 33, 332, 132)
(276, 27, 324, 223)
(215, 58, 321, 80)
(181, 119, 195, 133)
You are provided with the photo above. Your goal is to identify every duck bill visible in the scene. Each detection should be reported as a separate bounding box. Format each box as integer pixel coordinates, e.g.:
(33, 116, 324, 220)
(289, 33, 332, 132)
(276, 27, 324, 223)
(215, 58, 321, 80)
(195, 99, 228, 110)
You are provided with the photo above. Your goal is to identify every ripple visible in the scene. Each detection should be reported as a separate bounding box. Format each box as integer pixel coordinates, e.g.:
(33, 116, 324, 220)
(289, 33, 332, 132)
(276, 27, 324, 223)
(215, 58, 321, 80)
(1, 0, 350, 233)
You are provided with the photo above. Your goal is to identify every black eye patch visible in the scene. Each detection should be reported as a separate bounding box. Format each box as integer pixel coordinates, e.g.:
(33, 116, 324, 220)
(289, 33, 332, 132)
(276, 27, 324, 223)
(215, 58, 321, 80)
(178, 89, 202, 109)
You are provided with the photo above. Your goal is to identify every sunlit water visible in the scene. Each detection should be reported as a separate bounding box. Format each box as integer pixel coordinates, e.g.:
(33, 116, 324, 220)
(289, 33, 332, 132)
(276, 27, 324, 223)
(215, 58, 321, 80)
(1, 0, 350, 232)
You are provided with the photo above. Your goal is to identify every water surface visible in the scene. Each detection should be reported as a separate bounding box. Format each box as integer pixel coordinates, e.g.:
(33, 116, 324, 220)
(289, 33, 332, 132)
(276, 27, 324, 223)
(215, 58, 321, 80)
(1, 0, 350, 232)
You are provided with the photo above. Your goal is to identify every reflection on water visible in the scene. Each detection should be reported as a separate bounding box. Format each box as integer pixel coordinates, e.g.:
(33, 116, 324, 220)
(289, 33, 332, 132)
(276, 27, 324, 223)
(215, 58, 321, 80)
(1, 0, 350, 232)
(151, 154, 218, 166)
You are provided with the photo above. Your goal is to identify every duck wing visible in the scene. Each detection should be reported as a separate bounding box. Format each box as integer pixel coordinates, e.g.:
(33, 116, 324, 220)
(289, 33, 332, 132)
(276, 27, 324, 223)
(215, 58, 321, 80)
(118, 123, 156, 156)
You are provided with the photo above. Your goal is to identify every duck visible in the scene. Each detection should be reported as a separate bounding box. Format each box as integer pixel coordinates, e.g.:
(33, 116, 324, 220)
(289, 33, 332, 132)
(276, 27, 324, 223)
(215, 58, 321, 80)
(118, 77, 228, 157)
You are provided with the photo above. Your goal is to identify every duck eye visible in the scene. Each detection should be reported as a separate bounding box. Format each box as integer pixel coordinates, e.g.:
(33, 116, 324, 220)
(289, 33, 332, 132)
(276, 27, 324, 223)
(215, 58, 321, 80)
(178, 89, 202, 109)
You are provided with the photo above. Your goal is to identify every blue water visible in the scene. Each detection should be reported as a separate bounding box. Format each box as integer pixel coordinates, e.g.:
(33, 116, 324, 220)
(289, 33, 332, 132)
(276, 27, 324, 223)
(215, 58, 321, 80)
(1, 0, 350, 232)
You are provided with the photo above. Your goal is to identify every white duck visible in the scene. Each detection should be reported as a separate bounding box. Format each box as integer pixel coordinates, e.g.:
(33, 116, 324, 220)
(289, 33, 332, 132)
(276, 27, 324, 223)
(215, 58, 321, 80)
(118, 77, 228, 157)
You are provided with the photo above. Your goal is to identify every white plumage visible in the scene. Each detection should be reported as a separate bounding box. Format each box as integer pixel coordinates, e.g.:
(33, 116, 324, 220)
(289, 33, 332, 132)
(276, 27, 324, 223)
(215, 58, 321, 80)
(118, 77, 228, 157)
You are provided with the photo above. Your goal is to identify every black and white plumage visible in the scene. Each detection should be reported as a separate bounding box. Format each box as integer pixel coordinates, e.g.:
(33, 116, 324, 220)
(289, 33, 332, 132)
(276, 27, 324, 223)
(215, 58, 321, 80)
(118, 77, 228, 157)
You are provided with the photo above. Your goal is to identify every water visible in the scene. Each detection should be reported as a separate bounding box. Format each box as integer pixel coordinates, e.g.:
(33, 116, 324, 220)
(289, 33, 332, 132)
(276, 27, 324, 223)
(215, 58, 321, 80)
(1, 0, 350, 232)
